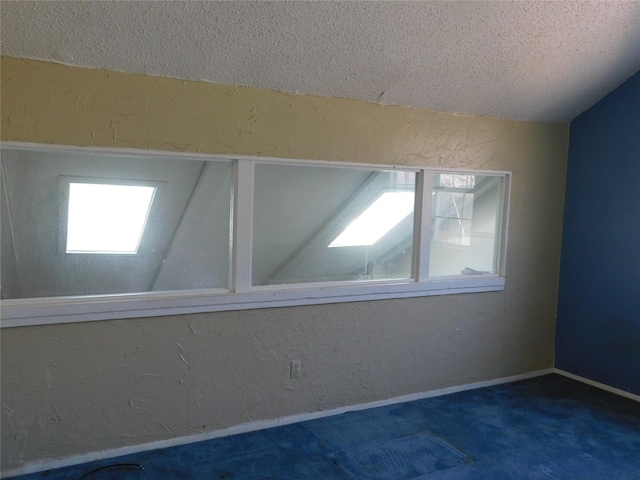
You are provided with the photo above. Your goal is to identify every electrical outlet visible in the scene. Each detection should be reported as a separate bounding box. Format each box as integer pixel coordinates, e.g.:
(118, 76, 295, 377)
(290, 359, 302, 379)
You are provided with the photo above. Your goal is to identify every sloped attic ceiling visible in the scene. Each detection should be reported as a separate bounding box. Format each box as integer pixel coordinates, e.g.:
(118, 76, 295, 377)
(1, 1, 639, 123)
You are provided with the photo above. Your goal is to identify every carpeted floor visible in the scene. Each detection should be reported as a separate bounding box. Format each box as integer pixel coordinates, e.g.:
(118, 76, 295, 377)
(11, 374, 640, 479)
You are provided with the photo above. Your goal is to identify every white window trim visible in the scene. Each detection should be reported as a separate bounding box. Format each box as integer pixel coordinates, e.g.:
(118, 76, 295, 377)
(0, 142, 510, 328)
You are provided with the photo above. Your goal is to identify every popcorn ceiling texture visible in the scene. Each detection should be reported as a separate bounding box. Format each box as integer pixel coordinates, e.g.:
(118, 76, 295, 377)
(1, 57, 568, 472)
(1, 1, 639, 123)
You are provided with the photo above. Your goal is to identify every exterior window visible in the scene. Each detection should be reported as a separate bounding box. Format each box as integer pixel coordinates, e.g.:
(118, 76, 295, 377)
(65, 182, 156, 254)
(432, 174, 475, 246)
(429, 174, 505, 277)
(0, 144, 509, 327)
(330, 191, 415, 248)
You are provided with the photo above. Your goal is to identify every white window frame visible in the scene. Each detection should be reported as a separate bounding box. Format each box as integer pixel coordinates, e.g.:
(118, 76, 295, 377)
(0, 142, 510, 328)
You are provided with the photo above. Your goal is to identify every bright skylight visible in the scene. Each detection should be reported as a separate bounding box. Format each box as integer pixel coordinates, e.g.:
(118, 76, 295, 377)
(66, 183, 156, 254)
(329, 191, 415, 247)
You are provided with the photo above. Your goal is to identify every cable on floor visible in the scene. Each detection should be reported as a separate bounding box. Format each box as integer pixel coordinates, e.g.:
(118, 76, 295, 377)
(78, 463, 144, 478)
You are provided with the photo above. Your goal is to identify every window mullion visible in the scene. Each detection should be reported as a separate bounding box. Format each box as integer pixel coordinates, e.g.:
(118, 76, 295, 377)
(497, 173, 511, 276)
(232, 160, 255, 292)
(414, 170, 434, 282)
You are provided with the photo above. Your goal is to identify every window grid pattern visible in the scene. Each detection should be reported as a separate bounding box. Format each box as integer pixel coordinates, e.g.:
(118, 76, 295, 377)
(1, 144, 509, 326)
(432, 174, 475, 246)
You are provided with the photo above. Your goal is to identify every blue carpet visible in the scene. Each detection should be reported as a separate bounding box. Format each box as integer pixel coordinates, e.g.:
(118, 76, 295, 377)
(11, 374, 640, 479)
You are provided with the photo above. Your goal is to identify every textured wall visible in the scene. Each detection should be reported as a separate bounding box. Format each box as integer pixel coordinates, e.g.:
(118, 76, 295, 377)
(0, 57, 568, 472)
(556, 71, 640, 395)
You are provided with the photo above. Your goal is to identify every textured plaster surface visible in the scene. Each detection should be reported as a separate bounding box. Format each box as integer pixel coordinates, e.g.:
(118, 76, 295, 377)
(7, 375, 640, 480)
(556, 71, 640, 396)
(1, 57, 568, 471)
(2, 1, 640, 123)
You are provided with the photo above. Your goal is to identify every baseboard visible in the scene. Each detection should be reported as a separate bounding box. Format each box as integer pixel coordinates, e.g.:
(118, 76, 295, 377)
(1, 368, 553, 478)
(553, 368, 640, 403)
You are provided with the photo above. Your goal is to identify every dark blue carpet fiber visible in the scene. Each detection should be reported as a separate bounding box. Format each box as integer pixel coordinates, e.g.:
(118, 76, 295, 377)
(14, 374, 640, 479)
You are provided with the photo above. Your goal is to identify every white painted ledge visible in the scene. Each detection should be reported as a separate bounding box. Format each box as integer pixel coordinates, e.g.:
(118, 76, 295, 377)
(1, 276, 504, 328)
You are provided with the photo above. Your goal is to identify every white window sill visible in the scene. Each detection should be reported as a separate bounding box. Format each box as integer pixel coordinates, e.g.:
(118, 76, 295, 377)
(0, 276, 504, 328)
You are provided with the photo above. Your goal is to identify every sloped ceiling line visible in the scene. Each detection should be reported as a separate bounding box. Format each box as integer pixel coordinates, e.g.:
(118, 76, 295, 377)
(2, 1, 639, 123)
(0, 155, 23, 297)
(148, 161, 209, 291)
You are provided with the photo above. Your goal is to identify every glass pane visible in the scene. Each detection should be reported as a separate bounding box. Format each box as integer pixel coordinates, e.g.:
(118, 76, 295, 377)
(66, 183, 156, 254)
(1, 148, 233, 299)
(429, 174, 504, 277)
(435, 191, 452, 217)
(253, 163, 416, 286)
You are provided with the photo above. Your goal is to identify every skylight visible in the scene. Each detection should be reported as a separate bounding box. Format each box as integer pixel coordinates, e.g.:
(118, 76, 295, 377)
(66, 183, 156, 254)
(329, 191, 415, 247)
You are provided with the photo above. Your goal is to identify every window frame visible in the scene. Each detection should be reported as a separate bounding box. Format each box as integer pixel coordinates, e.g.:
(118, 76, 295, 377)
(0, 142, 510, 328)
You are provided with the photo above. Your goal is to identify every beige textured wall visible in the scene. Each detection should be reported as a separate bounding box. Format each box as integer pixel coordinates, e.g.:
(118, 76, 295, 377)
(0, 57, 569, 472)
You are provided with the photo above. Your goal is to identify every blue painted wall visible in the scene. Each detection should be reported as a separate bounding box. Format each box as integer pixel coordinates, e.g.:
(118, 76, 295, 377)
(556, 70, 640, 395)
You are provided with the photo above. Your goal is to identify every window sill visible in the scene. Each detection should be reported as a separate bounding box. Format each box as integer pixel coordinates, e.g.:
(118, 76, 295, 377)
(0, 276, 505, 328)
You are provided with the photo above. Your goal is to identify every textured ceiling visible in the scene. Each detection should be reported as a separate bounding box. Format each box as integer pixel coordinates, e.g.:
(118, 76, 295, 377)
(2, 1, 640, 123)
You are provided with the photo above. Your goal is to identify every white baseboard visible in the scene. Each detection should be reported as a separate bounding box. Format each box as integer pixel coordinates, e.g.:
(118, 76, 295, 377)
(553, 368, 640, 403)
(1, 368, 553, 478)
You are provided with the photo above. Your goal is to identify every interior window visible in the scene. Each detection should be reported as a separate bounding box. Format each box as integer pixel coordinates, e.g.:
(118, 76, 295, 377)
(1, 144, 509, 326)
(252, 163, 416, 285)
(0, 148, 233, 298)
